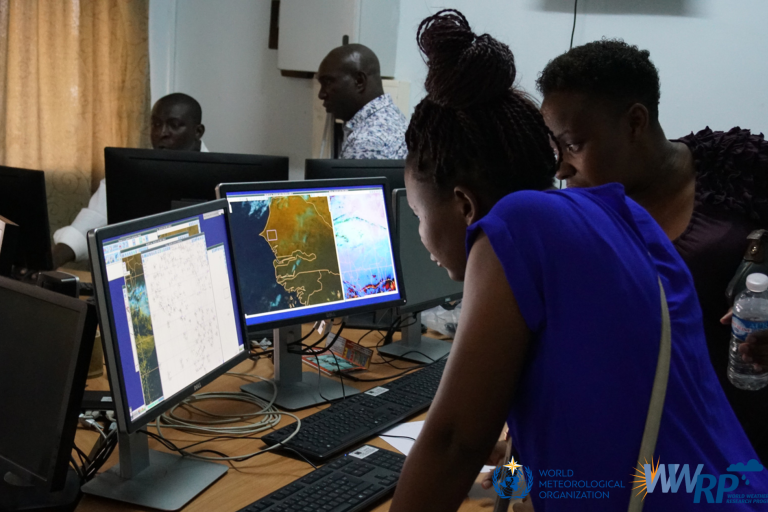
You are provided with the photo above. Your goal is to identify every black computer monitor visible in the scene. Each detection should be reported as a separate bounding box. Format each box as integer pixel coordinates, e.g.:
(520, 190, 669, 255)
(84, 200, 248, 510)
(304, 159, 405, 190)
(0, 277, 97, 511)
(0, 166, 53, 273)
(217, 178, 405, 409)
(105, 148, 290, 224)
(377, 188, 463, 364)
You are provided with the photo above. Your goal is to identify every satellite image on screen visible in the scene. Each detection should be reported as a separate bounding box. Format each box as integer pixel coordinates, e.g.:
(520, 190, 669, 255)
(230, 195, 343, 316)
(260, 195, 343, 305)
(123, 253, 163, 405)
(229, 187, 398, 319)
(329, 190, 397, 299)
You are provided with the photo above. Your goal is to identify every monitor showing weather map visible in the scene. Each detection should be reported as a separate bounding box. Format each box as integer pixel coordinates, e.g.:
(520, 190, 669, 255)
(99, 209, 245, 423)
(224, 183, 401, 326)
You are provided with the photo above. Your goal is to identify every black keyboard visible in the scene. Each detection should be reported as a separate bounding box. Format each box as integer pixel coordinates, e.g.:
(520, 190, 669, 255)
(237, 445, 405, 512)
(263, 358, 447, 461)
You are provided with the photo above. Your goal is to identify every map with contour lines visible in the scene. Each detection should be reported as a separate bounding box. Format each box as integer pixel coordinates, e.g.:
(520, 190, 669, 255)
(260, 195, 344, 306)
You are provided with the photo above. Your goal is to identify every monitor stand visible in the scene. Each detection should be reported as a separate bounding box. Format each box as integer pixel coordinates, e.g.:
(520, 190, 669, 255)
(377, 312, 452, 364)
(0, 468, 80, 511)
(241, 324, 360, 410)
(81, 431, 227, 511)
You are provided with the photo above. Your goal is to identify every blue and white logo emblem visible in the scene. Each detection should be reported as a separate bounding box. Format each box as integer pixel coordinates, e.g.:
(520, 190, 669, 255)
(492, 457, 533, 500)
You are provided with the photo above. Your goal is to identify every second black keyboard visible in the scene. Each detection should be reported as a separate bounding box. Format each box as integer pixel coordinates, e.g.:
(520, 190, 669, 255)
(263, 358, 447, 461)
(237, 445, 405, 512)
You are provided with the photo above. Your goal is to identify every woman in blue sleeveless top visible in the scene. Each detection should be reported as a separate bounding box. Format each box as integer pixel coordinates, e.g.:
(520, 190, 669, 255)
(390, 10, 766, 512)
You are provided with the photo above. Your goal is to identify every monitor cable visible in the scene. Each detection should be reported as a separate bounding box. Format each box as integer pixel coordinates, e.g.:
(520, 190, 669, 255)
(144, 374, 305, 464)
(71, 421, 118, 483)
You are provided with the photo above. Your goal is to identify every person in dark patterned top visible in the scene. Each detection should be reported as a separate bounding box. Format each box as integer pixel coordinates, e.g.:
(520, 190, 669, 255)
(537, 39, 768, 464)
(317, 44, 407, 159)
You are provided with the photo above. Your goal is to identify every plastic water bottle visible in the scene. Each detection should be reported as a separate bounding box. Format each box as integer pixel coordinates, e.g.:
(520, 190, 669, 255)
(728, 273, 768, 390)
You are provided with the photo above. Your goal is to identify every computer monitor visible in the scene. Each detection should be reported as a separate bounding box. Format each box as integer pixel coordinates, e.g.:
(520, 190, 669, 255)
(304, 159, 405, 190)
(217, 178, 405, 409)
(377, 188, 463, 363)
(0, 277, 97, 511)
(105, 147, 290, 224)
(0, 165, 53, 274)
(84, 200, 248, 510)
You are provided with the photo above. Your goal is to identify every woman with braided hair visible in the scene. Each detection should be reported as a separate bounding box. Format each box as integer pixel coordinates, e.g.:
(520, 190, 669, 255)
(390, 10, 764, 512)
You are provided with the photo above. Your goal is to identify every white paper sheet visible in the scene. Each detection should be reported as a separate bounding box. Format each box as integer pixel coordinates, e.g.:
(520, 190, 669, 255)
(379, 421, 496, 472)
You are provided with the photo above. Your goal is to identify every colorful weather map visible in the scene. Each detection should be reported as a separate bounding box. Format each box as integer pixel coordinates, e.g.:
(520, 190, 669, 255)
(259, 195, 343, 306)
(329, 190, 397, 299)
(229, 188, 398, 319)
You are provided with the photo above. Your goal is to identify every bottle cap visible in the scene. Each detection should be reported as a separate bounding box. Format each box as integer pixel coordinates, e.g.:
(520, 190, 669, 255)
(746, 273, 768, 293)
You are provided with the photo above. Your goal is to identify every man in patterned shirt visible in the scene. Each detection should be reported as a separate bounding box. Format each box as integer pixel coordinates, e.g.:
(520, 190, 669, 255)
(317, 44, 407, 159)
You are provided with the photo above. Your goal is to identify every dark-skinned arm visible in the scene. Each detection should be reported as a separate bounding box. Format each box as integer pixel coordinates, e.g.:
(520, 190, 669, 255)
(390, 233, 531, 511)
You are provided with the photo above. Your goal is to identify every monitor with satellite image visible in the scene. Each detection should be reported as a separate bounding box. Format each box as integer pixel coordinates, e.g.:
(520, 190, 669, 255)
(217, 178, 405, 409)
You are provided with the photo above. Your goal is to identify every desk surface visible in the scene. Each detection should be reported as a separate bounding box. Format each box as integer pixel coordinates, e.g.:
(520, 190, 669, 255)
(73, 319, 497, 512)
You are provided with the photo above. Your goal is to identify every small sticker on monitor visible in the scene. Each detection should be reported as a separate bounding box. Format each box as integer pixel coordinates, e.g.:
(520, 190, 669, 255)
(365, 387, 389, 397)
(349, 446, 379, 459)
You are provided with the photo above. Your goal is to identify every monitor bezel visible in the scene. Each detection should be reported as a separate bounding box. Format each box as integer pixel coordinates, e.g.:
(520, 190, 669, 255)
(88, 199, 249, 434)
(304, 158, 406, 190)
(104, 147, 290, 224)
(0, 276, 96, 491)
(216, 178, 406, 330)
(393, 188, 463, 314)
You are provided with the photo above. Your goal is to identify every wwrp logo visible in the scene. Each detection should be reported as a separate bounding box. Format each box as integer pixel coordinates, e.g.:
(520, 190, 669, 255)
(632, 457, 765, 504)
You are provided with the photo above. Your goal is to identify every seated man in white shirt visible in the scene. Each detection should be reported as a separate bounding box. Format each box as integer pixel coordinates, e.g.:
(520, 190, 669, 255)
(52, 92, 208, 268)
(317, 44, 408, 159)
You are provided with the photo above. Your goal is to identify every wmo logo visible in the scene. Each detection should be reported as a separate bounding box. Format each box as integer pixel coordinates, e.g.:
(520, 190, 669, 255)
(492, 457, 533, 500)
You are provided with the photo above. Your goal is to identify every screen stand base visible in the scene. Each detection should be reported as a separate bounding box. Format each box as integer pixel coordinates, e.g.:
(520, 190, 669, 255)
(377, 313, 452, 364)
(81, 432, 227, 511)
(241, 324, 360, 410)
(0, 468, 80, 512)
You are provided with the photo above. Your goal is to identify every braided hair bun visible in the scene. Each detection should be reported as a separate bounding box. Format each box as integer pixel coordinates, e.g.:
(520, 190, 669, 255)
(418, 10, 516, 110)
(406, 10, 559, 200)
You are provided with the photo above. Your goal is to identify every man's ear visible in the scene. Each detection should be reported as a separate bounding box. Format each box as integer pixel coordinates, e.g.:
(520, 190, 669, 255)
(196, 124, 206, 141)
(355, 71, 368, 93)
(453, 186, 482, 227)
(626, 103, 650, 141)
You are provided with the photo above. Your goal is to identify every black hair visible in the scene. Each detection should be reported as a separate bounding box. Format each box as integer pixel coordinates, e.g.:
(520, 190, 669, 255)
(406, 9, 558, 201)
(156, 92, 203, 124)
(536, 39, 661, 120)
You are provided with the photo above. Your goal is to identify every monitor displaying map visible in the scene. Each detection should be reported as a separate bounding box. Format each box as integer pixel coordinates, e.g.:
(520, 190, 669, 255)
(224, 183, 401, 327)
(98, 208, 245, 423)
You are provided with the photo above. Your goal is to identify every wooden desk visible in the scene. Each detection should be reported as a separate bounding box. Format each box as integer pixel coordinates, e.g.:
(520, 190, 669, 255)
(73, 324, 498, 512)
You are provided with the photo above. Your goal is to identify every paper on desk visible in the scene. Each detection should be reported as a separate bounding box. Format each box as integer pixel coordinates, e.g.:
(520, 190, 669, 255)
(379, 421, 496, 473)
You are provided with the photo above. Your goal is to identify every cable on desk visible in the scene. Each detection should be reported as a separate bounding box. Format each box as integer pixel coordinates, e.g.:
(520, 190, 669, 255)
(144, 373, 305, 463)
(293, 321, 349, 402)
(369, 314, 436, 369)
(71, 424, 118, 482)
(344, 355, 447, 383)
(69, 455, 85, 482)
(286, 321, 321, 347)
